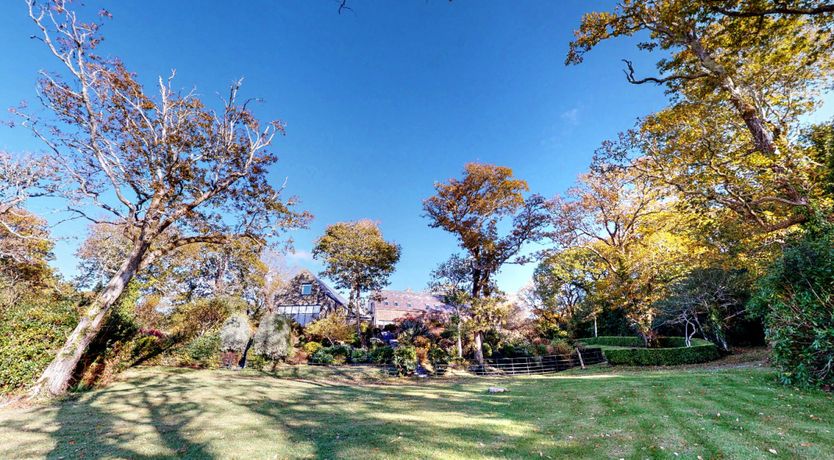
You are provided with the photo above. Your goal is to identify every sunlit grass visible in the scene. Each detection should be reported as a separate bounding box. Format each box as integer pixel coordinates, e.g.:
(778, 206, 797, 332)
(1, 364, 832, 459)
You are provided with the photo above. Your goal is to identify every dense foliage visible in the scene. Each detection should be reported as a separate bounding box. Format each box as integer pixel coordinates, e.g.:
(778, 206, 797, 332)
(751, 227, 834, 387)
(591, 337, 721, 366)
(0, 299, 79, 394)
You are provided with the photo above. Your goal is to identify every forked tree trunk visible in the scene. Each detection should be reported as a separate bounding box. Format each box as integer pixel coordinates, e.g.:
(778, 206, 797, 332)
(28, 243, 148, 398)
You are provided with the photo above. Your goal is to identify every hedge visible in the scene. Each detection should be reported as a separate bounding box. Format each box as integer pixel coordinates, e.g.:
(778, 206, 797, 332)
(579, 336, 644, 347)
(580, 336, 720, 366)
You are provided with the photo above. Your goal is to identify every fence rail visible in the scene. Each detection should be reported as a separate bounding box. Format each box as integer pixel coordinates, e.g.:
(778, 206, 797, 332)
(468, 347, 606, 376)
(298, 347, 605, 377)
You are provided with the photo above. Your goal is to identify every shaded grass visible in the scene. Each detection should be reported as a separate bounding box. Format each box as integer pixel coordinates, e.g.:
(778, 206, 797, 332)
(0, 365, 832, 459)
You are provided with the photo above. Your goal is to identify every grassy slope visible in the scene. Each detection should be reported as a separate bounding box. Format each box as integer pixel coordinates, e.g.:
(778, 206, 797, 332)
(1, 364, 832, 459)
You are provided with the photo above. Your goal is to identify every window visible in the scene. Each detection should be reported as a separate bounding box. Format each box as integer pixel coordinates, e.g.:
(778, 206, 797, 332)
(394, 302, 399, 306)
(407, 303, 412, 308)
(300, 283, 312, 296)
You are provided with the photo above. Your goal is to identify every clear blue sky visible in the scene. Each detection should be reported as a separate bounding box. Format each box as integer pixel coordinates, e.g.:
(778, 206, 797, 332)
(2, 1, 828, 296)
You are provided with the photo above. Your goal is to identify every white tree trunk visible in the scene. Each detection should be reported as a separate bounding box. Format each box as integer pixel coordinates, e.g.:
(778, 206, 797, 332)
(473, 332, 484, 365)
(28, 243, 147, 398)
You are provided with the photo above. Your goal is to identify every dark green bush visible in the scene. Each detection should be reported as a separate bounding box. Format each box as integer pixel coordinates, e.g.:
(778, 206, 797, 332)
(428, 346, 449, 365)
(183, 332, 221, 368)
(602, 338, 719, 366)
(370, 345, 394, 364)
(579, 336, 644, 347)
(310, 348, 335, 364)
(751, 226, 834, 387)
(349, 347, 370, 364)
(393, 345, 417, 376)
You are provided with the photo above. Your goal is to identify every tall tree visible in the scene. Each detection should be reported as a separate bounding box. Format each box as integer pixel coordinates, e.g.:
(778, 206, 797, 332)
(21, 1, 310, 397)
(548, 164, 696, 344)
(567, 1, 834, 233)
(428, 253, 485, 358)
(423, 163, 548, 363)
(532, 247, 606, 337)
(313, 219, 401, 340)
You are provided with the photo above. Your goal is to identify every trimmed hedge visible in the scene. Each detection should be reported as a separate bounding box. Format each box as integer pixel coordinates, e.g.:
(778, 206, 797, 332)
(581, 336, 720, 366)
(579, 336, 644, 347)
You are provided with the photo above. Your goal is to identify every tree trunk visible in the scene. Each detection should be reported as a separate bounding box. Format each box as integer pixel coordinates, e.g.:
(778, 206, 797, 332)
(352, 287, 363, 347)
(456, 323, 463, 359)
(473, 332, 484, 365)
(593, 316, 598, 338)
(29, 243, 147, 398)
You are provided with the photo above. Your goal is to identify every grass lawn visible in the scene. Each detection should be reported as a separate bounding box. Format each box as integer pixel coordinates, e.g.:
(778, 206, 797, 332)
(1, 362, 832, 459)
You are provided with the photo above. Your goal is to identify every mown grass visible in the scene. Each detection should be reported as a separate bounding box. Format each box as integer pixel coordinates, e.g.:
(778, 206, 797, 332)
(1, 364, 832, 459)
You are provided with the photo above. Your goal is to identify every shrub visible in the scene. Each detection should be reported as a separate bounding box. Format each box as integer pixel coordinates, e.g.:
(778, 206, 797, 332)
(370, 345, 394, 364)
(304, 311, 354, 345)
(303, 341, 323, 355)
(428, 346, 449, 365)
(310, 348, 335, 364)
(349, 347, 371, 364)
(551, 339, 574, 355)
(253, 313, 292, 361)
(751, 227, 834, 387)
(329, 344, 353, 363)
(183, 332, 221, 368)
(220, 313, 251, 353)
(0, 298, 80, 394)
(602, 338, 719, 366)
(393, 345, 417, 376)
(170, 296, 244, 339)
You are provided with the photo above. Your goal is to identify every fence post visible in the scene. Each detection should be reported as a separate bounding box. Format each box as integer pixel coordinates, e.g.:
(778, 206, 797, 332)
(575, 348, 585, 369)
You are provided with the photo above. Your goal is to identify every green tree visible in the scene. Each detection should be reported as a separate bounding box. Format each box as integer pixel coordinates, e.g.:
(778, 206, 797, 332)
(423, 163, 548, 363)
(313, 220, 401, 341)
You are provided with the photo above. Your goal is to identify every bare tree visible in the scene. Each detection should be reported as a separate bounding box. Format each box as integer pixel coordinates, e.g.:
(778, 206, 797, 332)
(21, 1, 310, 398)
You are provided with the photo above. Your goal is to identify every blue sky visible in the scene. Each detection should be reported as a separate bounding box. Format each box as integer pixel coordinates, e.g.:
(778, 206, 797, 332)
(2, 1, 829, 296)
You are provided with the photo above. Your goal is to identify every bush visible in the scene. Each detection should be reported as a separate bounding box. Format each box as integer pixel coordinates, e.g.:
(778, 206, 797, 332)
(304, 311, 354, 345)
(253, 313, 292, 361)
(182, 332, 221, 368)
(393, 345, 417, 376)
(751, 227, 834, 387)
(349, 347, 371, 364)
(0, 299, 80, 394)
(170, 296, 244, 339)
(220, 313, 251, 353)
(551, 339, 574, 355)
(428, 346, 449, 365)
(310, 348, 335, 365)
(303, 341, 323, 355)
(370, 345, 394, 364)
(602, 338, 719, 366)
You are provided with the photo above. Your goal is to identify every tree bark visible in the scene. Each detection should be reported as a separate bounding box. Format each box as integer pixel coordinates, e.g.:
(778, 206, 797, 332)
(473, 331, 484, 365)
(28, 242, 148, 398)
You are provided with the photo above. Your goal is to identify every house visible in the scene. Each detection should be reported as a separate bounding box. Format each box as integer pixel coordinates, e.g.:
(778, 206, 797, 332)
(273, 269, 347, 326)
(368, 289, 453, 327)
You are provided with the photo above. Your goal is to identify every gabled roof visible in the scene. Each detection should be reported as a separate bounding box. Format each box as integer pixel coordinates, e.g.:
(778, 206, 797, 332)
(292, 268, 348, 306)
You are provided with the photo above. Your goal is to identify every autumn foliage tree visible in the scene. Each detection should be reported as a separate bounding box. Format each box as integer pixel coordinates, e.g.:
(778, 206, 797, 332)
(424, 163, 548, 363)
(547, 164, 697, 344)
(313, 220, 401, 341)
(567, 0, 834, 234)
(21, 1, 310, 397)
